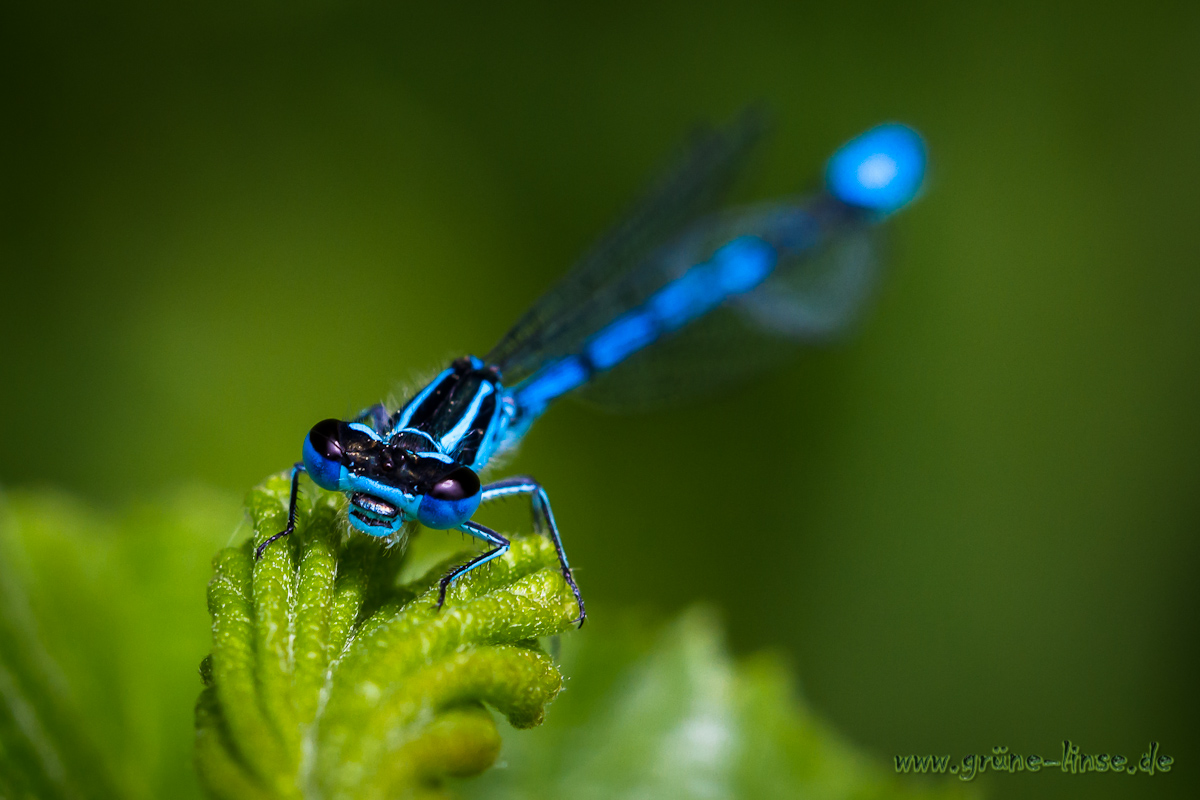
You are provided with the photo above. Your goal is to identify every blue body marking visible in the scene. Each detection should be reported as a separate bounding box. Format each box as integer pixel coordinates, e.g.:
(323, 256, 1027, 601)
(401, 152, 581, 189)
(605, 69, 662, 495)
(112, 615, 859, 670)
(388, 428, 440, 452)
(587, 312, 658, 370)
(513, 357, 588, 411)
(346, 422, 381, 440)
(256, 118, 928, 629)
(514, 235, 779, 413)
(826, 123, 925, 213)
(438, 380, 494, 453)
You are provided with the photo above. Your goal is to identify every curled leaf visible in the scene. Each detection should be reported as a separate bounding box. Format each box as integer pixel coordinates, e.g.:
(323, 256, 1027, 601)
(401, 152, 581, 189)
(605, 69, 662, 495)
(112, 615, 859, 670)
(196, 474, 581, 800)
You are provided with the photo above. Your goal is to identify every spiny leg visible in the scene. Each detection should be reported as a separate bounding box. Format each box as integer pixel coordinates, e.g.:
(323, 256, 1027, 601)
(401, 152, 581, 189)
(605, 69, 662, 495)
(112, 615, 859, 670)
(481, 476, 585, 627)
(437, 521, 510, 608)
(255, 463, 306, 560)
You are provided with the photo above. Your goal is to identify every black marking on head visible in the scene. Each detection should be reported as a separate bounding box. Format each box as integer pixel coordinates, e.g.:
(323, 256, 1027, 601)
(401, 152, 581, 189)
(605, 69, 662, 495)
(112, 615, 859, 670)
(339, 426, 381, 468)
(400, 456, 474, 496)
(341, 430, 479, 499)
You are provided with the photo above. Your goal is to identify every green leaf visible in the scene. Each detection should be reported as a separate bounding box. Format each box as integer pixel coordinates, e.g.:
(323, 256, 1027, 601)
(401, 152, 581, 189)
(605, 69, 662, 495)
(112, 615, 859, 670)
(0, 486, 241, 800)
(461, 609, 973, 800)
(1, 485, 969, 800)
(197, 474, 582, 800)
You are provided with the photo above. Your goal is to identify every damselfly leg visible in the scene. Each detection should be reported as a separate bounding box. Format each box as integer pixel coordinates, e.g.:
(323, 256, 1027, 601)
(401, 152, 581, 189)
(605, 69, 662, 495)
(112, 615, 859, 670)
(254, 462, 306, 560)
(437, 521, 510, 607)
(480, 476, 586, 627)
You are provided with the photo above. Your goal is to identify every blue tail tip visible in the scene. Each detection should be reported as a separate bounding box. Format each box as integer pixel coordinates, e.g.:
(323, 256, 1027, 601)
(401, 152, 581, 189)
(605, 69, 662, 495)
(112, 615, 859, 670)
(826, 123, 926, 214)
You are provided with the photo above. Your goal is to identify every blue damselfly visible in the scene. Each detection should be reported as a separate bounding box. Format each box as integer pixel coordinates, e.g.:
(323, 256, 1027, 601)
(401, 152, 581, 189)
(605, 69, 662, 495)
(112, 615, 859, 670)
(256, 114, 927, 627)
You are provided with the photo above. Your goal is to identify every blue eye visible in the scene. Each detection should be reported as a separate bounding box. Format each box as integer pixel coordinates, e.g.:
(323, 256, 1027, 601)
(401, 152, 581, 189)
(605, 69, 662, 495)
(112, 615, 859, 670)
(417, 466, 482, 529)
(826, 123, 926, 214)
(302, 418, 346, 490)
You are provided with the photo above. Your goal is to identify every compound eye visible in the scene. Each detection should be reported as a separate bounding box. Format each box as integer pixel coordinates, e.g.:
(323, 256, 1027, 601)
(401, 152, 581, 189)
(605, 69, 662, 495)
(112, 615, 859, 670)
(418, 465, 483, 529)
(429, 466, 480, 502)
(308, 419, 344, 461)
(303, 419, 348, 491)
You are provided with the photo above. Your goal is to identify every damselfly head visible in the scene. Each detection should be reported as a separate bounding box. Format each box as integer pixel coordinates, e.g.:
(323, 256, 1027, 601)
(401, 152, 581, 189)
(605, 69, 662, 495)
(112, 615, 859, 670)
(300, 416, 482, 535)
(303, 418, 419, 486)
(342, 455, 482, 535)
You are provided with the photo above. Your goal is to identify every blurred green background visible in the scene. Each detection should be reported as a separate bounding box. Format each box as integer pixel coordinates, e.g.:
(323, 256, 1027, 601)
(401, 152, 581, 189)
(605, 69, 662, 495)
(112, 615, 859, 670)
(3, 2, 1197, 798)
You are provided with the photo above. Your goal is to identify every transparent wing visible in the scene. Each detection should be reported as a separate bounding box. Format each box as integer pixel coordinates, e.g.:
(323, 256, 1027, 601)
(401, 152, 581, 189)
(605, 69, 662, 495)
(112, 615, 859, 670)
(487, 118, 925, 415)
(486, 108, 769, 385)
(575, 200, 883, 412)
(734, 208, 880, 339)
